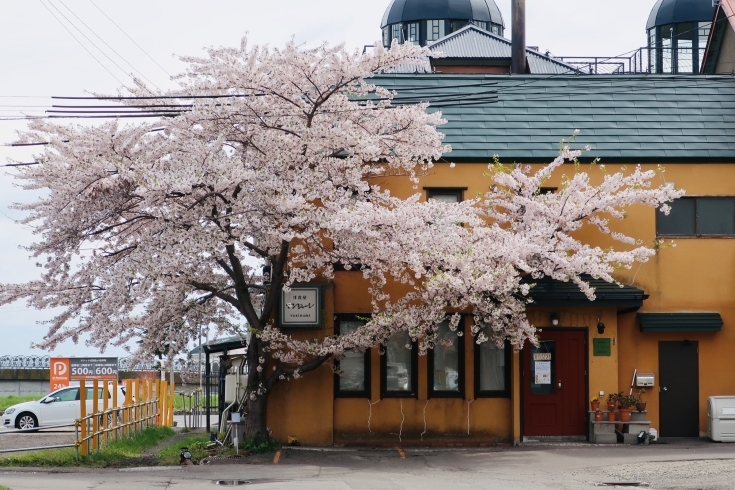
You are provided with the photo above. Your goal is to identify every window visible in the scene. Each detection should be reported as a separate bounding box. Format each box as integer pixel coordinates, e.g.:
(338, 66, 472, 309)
(426, 188, 464, 203)
(491, 24, 501, 36)
(449, 20, 469, 33)
(382, 27, 391, 48)
(406, 22, 419, 45)
(657, 197, 735, 237)
(474, 325, 511, 398)
(428, 320, 464, 398)
(426, 20, 445, 42)
(381, 330, 418, 398)
(391, 23, 403, 44)
(470, 20, 488, 31)
(84, 387, 110, 399)
(334, 315, 371, 398)
(53, 388, 79, 402)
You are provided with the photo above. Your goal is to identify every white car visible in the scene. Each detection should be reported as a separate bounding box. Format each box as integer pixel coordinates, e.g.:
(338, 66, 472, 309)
(3, 385, 127, 430)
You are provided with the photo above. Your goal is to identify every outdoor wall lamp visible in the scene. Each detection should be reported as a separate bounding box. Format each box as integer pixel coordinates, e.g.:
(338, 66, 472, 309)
(597, 322, 606, 335)
(550, 313, 559, 326)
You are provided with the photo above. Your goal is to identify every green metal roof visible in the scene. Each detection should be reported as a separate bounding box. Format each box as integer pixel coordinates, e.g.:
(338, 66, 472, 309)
(524, 275, 647, 308)
(371, 74, 735, 162)
(638, 312, 723, 332)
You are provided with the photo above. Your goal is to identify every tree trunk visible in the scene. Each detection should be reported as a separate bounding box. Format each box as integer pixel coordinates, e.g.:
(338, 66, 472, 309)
(243, 391, 269, 443)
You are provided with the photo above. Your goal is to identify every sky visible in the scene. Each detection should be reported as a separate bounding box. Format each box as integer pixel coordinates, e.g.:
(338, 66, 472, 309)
(0, 0, 659, 357)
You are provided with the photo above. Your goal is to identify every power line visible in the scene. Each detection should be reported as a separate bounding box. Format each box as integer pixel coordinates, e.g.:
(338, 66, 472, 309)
(56, 0, 160, 90)
(37, 0, 126, 86)
(45, 0, 135, 85)
(89, 0, 173, 79)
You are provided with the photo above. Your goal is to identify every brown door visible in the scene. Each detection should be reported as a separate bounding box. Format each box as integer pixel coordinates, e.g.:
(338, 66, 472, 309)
(522, 329, 587, 436)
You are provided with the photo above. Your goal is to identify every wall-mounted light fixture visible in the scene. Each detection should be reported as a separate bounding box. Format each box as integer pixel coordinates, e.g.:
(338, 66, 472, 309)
(597, 322, 606, 335)
(550, 313, 559, 326)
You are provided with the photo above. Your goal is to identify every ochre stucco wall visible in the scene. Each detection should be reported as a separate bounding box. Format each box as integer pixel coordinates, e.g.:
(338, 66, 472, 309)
(270, 161, 735, 443)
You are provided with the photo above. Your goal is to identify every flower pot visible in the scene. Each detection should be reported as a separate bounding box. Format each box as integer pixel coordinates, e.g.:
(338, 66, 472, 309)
(591, 401, 600, 411)
(594, 412, 603, 422)
(607, 411, 617, 422)
(607, 402, 617, 412)
(619, 408, 632, 422)
(636, 402, 647, 413)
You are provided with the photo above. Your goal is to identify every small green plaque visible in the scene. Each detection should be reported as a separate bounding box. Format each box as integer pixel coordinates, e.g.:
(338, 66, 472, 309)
(593, 338, 611, 356)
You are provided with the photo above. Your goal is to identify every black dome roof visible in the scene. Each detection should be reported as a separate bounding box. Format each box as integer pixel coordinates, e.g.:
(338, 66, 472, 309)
(646, 0, 716, 29)
(381, 0, 504, 28)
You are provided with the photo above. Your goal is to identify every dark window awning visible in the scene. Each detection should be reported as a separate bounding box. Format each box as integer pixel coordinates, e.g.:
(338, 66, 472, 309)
(638, 313, 723, 333)
(525, 275, 648, 309)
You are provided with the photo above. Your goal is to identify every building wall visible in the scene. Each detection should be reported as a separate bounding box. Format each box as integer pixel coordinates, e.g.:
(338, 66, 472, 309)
(716, 26, 735, 73)
(270, 161, 735, 443)
(432, 65, 510, 74)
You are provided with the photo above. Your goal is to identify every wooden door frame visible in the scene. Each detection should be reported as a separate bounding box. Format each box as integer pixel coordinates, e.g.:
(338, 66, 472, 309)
(519, 327, 589, 439)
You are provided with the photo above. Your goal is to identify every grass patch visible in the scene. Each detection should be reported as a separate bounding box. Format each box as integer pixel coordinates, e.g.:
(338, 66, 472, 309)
(0, 426, 175, 468)
(0, 395, 40, 411)
(172, 394, 218, 411)
(157, 434, 281, 465)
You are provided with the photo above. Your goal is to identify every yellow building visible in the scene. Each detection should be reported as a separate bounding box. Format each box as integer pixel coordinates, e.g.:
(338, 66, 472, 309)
(267, 0, 735, 445)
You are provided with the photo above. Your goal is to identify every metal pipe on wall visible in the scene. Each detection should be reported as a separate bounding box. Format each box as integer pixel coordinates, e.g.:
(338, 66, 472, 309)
(511, 0, 527, 74)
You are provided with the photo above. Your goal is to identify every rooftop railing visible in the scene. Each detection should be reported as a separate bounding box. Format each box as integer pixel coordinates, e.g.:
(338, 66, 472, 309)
(557, 46, 705, 75)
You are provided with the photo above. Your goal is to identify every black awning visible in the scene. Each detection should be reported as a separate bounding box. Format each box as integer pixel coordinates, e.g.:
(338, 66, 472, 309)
(638, 313, 723, 333)
(525, 275, 648, 308)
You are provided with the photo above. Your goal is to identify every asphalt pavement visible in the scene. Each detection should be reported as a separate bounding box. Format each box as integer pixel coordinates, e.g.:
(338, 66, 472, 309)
(1, 438, 735, 489)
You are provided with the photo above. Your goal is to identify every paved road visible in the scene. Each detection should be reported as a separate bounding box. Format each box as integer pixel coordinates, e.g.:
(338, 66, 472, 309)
(1, 439, 735, 489)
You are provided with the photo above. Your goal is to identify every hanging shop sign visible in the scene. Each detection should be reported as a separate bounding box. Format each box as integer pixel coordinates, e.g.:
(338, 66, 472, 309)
(593, 338, 611, 356)
(49, 357, 119, 391)
(279, 284, 323, 328)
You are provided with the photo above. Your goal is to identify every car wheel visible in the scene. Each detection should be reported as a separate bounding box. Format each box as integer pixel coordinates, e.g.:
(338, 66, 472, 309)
(16, 413, 38, 430)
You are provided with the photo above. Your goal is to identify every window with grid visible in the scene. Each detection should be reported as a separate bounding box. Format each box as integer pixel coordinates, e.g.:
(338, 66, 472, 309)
(657, 197, 735, 237)
(426, 20, 445, 42)
(383, 27, 391, 48)
(391, 23, 403, 43)
(334, 315, 371, 397)
(428, 320, 464, 398)
(406, 22, 419, 45)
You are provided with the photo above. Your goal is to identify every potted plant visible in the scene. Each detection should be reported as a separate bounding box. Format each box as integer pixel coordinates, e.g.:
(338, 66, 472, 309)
(607, 409, 617, 422)
(618, 394, 636, 422)
(607, 392, 619, 412)
(636, 388, 647, 412)
(590, 396, 600, 411)
(594, 408, 603, 422)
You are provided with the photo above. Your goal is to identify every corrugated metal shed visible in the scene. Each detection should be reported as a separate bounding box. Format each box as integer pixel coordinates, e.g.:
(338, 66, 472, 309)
(425, 25, 574, 74)
(371, 73, 735, 161)
(638, 313, 723, 332)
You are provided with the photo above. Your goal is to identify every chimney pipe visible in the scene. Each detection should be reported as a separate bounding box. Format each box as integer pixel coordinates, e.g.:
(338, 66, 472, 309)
(511, 0, 526, 74)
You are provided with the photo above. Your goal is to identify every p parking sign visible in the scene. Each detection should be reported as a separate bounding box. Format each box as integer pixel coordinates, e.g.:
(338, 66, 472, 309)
(49, 357, 118, 391)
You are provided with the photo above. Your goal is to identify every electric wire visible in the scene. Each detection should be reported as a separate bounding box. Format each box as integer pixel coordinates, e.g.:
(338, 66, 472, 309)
(56, 0, 160, 90)
(37, 0, 126, 86)
(44, 0, 135, 86)
(88, 0, 173, 79)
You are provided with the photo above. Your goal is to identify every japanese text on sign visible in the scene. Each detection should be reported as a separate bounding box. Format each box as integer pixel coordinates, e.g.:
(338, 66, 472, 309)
(280, 286, 321, 327)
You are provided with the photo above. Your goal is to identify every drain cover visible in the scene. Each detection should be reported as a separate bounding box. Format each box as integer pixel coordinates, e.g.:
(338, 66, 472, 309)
(214, 480, 250, 486)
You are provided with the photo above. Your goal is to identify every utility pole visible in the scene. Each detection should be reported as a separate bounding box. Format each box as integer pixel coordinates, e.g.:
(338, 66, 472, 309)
(511, 0, 527, 74)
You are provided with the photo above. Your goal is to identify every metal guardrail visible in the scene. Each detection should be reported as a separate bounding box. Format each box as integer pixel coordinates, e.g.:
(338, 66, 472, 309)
(557, 46, 704, 75)
(0, 378, 175, 459)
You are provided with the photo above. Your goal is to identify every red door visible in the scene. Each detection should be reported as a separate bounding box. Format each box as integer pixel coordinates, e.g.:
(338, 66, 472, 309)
(522, 329, 587, 436)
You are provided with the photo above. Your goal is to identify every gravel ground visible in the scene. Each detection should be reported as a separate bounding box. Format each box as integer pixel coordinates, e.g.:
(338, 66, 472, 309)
(0, 429, 75, 454)
(574, 459, 735, 489)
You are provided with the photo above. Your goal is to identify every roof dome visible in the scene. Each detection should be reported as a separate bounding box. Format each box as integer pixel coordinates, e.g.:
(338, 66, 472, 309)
(646, 0, 716, 29)
(381, 0, 504, 29)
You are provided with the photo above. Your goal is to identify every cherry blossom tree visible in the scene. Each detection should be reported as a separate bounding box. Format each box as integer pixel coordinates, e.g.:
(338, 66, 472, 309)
(0, 38, 681, 440)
